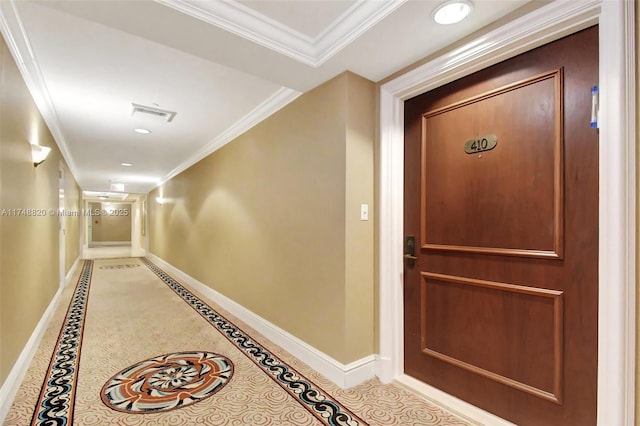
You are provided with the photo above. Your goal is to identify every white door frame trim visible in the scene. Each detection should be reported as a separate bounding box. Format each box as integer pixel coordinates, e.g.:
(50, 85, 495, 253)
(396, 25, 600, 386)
(377, 0, 636, 424)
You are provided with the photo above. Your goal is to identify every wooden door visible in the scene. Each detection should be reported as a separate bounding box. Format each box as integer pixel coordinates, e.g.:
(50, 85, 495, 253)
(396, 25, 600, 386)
(403, 27, 598, 425)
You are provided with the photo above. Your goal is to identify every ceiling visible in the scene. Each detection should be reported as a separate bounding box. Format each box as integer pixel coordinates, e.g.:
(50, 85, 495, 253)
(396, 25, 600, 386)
(0, 0, 530, 196)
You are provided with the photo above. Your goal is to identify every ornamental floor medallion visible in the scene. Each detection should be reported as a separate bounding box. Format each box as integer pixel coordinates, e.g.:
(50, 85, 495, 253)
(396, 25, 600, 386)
(101, 351, 233, 413)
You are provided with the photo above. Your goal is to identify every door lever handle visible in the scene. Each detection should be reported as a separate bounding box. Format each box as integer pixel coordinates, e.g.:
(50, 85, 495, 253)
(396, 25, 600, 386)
(404, 236, 417, 265)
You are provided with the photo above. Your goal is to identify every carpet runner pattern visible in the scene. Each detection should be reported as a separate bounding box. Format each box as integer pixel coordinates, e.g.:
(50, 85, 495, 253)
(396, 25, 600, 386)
(141, 258, 366, 425)
(30, 259, 93, 426)
(4, 257, 471, 426)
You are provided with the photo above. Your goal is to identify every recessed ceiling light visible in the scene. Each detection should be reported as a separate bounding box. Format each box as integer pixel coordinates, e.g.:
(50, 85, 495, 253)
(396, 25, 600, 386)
(121, 162, 132, 167)
(433, 0, 473, 25)
(111, 182, 125, 192)
(134, 128, 151, 134)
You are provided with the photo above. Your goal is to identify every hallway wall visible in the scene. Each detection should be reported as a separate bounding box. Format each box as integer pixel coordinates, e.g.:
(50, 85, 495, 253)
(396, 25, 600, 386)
(635, 2, 640, 424)
(149, 72, 375, 364)
(63, 170, 80, 273)
(91, 202, 131, 242)
(0, 37, 82, 386)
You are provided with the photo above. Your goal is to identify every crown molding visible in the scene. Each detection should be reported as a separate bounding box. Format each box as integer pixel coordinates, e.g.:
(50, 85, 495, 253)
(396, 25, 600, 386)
(0, 0, 301, 194)
(158, 87, 301, 188)
(154, 0, 407, 67)
(384, 0, 601, 99)
(0, 0, 81, 181)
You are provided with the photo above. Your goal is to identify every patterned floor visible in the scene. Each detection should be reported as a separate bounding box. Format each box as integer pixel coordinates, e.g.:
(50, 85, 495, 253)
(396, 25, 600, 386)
(4, 258, 471, 426)
(101, 350, 234, 413)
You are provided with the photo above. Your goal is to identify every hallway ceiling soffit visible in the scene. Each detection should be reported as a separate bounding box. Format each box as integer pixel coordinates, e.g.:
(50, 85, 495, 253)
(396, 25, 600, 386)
(156, 0, 408, 67)
(0, 0, 530, 194)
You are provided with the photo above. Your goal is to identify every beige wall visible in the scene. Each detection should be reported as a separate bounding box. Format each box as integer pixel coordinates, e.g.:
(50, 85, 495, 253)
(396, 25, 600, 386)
(91, 202, 131, 242)
(63, 166, 81, 272)
(149, 72, 375, 363)
(345, 75, 375, 356)
(625, 4, 639, 421)
(0, 37, 82, 385)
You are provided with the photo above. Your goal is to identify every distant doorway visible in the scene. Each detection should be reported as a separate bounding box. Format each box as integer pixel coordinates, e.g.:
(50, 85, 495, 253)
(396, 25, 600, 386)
(88, 201, 132, 248)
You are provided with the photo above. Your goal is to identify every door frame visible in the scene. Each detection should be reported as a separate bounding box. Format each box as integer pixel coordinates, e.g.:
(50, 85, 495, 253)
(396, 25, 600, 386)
(377, 1, 636, 425)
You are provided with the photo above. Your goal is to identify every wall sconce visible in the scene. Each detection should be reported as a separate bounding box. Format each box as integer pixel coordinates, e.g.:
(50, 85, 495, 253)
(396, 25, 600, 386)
(155, 197, 164, 205)
(30, 143, 51, 167)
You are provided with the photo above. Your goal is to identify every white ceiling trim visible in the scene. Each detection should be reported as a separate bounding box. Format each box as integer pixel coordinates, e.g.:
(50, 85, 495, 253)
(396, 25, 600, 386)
(0, 0, 80, 179)
(384, 0, 600, 100)
(154, 0, 407, 67)
(157, 86, 301, 188)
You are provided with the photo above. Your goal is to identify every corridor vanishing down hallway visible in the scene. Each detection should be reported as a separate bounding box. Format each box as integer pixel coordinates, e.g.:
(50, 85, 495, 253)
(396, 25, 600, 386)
(4, 257, 469, 426)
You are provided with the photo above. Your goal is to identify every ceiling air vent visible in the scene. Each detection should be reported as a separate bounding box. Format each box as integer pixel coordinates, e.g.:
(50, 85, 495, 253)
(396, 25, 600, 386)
(131, 103, 177, 123)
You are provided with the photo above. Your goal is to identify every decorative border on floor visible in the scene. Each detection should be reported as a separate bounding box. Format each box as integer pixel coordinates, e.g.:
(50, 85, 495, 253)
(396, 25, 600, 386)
(30, 260, 94, 426)
(101, 350, 234, 414)
(141, 258, 368, 426)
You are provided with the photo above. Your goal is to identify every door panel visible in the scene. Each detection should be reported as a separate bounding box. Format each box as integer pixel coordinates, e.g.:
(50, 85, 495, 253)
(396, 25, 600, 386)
(403, 27, 598, 426)
(422, 70, 563, 258)
(421, 273, 563, 403)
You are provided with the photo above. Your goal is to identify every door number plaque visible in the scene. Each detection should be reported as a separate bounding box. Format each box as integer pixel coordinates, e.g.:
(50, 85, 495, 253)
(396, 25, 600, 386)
(464, 134, 498, 154)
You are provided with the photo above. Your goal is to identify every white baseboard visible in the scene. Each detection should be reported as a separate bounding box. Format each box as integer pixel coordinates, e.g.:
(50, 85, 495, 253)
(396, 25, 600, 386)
(147, 253, 376, 389)
(0, 289, 62, 423)
(395, 374, 516, 426)
(375, 355, 394, 383)
(64, 256, 81, 287)
(81, 245, 146, 258)
(0, 257, 83, 423)
(131, 248, 146, 257)
(89, 241, 131, 246)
